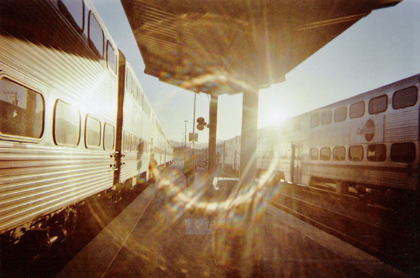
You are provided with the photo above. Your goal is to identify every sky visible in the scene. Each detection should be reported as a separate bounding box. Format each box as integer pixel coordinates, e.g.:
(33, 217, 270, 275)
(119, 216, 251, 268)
(91, 0, 420, 145)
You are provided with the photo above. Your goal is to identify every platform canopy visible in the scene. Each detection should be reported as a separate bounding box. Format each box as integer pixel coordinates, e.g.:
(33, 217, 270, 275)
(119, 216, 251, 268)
(121, 0, 401, 94)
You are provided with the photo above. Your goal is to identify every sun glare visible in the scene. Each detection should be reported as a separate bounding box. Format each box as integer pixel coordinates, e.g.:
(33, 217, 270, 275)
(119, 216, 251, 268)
(258, 108, 287, 128)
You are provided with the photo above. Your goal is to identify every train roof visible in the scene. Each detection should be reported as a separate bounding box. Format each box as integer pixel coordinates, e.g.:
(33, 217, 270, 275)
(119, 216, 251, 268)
(308, 73, 420, 115)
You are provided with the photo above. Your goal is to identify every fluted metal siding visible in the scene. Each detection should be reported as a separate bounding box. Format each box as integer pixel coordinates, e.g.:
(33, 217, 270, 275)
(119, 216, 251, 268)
(384, 109, 419, 142)
(0, 1, 118, 233)
(0, 39, 117, 124)
(0, 143, 114, 232)
(120, 64, 146, 184)
(307, 163, 417, 190)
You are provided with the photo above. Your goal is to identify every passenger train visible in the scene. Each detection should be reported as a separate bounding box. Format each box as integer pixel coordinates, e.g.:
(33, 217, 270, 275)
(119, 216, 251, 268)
(221, 73, 420, 202)
(0, 0, 173, 255)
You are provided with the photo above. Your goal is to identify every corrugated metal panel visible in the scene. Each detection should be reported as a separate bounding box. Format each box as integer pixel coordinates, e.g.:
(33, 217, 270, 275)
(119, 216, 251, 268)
(308, 163, 417, 190)
(384, 109, 419, 142)
(120, 152, 138, 183)
(0, 144, 113, 233)
(0, 0, 119, 234)
(0, 38, 118, 124)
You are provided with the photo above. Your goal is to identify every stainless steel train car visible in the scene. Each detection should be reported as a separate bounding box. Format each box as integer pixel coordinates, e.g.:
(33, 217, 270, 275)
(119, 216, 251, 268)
(0, 0, 172, 253)
(222, 73, 420, 200)
(222, 136, 241, 172)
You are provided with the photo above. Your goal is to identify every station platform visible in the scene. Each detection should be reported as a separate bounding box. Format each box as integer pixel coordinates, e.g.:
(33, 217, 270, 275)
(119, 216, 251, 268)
(55, 160, 410, 278)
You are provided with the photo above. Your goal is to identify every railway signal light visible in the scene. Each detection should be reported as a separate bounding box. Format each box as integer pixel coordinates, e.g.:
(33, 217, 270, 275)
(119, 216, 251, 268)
(197, 117, 207, 131)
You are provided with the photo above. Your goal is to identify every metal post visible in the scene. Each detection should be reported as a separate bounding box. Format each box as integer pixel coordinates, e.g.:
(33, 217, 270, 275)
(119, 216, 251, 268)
(208, 94, 218, 173)
(192, 93, 196, 150)
(184, 120, 187, 148)
(239, 87, 259, 185)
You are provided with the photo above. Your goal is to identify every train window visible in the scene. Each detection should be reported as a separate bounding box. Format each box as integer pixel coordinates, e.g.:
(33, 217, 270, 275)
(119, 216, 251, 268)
(333, 147, 346, 161)
(369, 95, 388, 114)
(126, 71, 132, 95)
(54, 100, 80, 146)
(85, 115, 101, 148)
(106, 41, 117, 75)
(131, 135, 136, 152)
(132, 136, 138, 153)
(310, 148, 318, 160)
(139, 89, 143, 107)
(310, 115, 319, 128)
(130, 134, 134, 151)
(393, 86, 418, 109)
(0, 78, 44, 139)
(103, 123, 114, 150)
(133, 84, 139, 101)
(88, 12, 103, 57)
(137, 138, 144, 154)
(367, 144, 386, 162)
(58, 0, 84, 33)
(391, 142, 415, 163)
(320, 148, 331, 161)
(350, 101, 365, 119)
(321, 111, 332, 125)
(138, 88, 142, 106)
(334, 106, 347, 122)
(349, 145, 363, 161)
(123, 131, 130, 151)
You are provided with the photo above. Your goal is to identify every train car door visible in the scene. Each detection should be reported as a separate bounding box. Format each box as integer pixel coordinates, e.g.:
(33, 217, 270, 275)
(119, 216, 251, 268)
(290, 143, 303, 184)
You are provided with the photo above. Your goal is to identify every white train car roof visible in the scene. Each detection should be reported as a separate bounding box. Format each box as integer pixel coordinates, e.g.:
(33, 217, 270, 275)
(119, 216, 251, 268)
(306, 73, 420, 116)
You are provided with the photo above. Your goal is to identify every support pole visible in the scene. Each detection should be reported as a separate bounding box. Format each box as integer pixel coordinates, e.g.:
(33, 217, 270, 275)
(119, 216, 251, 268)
(208, 94, 218, 173)
(192, 93, 196, 150)
(239, 87, 259, 185)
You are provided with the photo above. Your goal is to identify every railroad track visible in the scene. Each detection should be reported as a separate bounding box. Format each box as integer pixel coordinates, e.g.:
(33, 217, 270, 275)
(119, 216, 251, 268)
(267, 183, 420, 277)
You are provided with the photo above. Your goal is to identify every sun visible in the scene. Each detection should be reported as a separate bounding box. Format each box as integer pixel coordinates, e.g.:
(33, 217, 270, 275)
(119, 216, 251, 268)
(258, 108, 287, 129)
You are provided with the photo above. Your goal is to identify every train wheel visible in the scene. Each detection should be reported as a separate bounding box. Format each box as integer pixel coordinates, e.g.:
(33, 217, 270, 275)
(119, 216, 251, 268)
(65, 208, 78, 236)
(19, 228, 51, 262)
(336, 181, 349, 194)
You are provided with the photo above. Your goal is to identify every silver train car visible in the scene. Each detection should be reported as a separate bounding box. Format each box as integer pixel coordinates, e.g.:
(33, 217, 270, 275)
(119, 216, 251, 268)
(222, 73, 419, 198)
(0, 0, 172, 251)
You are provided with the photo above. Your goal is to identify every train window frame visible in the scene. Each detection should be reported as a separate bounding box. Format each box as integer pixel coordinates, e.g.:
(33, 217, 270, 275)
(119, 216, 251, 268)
(320, 147, 331, 161)
(129, 133, 134, 151)
(53, 100, 81, 147)
(133, 83, 138, 101)
(106, 41, 117, 75)
(0, 76, 45, 140)
(103, 123, 115, 151)
(391, 142, 416, 163)
(85, 115, 101, 148)
(310, 115, 319, 128)
(369, 94, 388, 114)
(392, 86, 418, 109)
(88, 11, 104, 57)
(367, 144, 386, 162)
(58, 0, 85, 33)
(321, 111, 332, 125)
(136, 86, 139, 100)
(333, 146, 346, 161)
(310, 148, 318, 160)
(126, 70, 132, 95)
(350, 101, 365, 119)
(138, 87, 142, 106)
(334, 106, 347, 122)
(349, 145, 363, 161)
